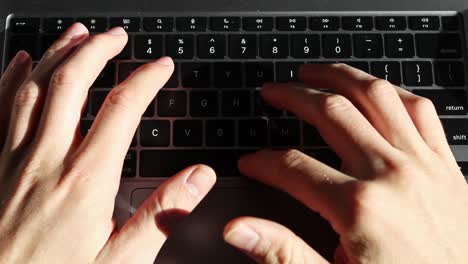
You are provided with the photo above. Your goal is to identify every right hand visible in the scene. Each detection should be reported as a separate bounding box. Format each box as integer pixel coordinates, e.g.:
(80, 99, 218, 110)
(223, 64, 468, 264)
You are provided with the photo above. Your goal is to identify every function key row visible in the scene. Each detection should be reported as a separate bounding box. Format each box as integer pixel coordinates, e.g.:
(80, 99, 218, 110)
(9, 15, 460, 33)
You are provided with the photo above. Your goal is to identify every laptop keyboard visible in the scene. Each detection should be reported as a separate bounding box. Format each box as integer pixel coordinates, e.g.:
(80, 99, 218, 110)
(3, 13, 467, 177)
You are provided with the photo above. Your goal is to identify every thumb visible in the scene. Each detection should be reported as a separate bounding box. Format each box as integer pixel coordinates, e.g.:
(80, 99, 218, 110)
(224, 217, 330, 264)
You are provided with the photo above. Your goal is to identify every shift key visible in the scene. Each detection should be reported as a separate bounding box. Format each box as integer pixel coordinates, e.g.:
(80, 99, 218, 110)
(441, 119, 468, 145)
(413, 90, 467, 115)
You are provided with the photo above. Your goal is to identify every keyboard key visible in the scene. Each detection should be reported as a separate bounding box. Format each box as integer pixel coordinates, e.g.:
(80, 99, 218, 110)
(118, 63, 143, 83)
(375, 16, 407, 30)
(190, 91, 219, 117)
(416, 34, 462, 58)
(441, 119, 468, 145)
(143, 100, 155, 117)
(458, 162, 468, 176)
(322, 34, 351, 58)
(115, 37, 132, 59)
(173, 120, 203, 146)
(77, 17, 107, 32)
(442, 16, 459, 30)
(239, 119, 268, 146)
(403, 61, 433, 86)
(413, 89, 467, 115)
(409, 16, 440, 30)
(385, 34, 415, 58)
(353, 34, 383, 58)
(164, 63, 179, 88)
(371, 61, 401, 85)
(92, 63, 116, 87)
(157, 91, 187, 117)
(245, 62, 274, 87)
(206, 120, 235, 146)
(79, 120, 93, 137)
(90, 90, 109, 116)
(243, 17, 274, 31)
(198, 35, 226, 59)
(140, 120, 170, 146)
(143, 17, 174, 32)
(291, 34, 320, 58)
(229, 34, 257, 59)
(176, 17, 207, 31)
(210, 17, 240, 31)
(8, 35, 38, 62)
(276, 62, 303, 82)
(305, 149, 341, 169)
(110, 17, 140, 32)
(270, 119, 300, 146)
(276, 17, 307, 31)
(309, 17, 340, 31)
(134, 35, 163, 59)
(44, 18, 74, 33)
(260, 35, 289, 58)
(303, 123, 327, 146)
(254, 91, 283, 116)
(181, 62, 211, 88)
(222, 90, 251, 116)
(166, 35, 194, 59)
(214, 62, 242, 88)
(342, 16, 373, 30)
(343, 61, 369, 73)
(122, 151, 137, 177)
(434, 61, 465, 86)
(40, 34, 60, 57)
(9, 18, 40, 33)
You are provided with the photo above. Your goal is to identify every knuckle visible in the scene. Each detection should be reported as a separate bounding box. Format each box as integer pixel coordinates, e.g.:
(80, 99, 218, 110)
(346, 181, 377, 218)
(277, 149, 306, 174)
(50, 66, 75, 88)
(364, 79, 395, 100)
(15, 84, 41, 107)
(412, 96, 436, 115)
(318, 94, 352, 114)
(104, 89, 137, 113)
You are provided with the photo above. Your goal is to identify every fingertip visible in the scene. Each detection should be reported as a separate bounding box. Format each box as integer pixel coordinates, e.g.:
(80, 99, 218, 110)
(63, 22, 89, 39)
(155, 56, 174, 67)
(106, 26, 127, 36)
(13, 50, 31, 66)
(184, 164, 217, 197)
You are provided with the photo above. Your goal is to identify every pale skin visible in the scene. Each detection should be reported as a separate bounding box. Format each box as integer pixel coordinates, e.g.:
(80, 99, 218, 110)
(0, 23, 467, 264)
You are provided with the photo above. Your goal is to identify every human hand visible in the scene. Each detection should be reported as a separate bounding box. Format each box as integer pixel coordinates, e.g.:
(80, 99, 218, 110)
(0, 23, 216, 263)
(224, 64, 468, 263)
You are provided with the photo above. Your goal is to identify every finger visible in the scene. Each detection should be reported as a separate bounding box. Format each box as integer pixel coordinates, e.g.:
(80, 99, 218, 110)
(4, 23, 89, 153)
(224, 217, 330, 264)
(34, 26, 128, 160)
(0, 51, 32, 150)
(96, 165, 216, 263)
(299, 63, 428, 154)
(239, 149, 353, 228)
(262, 83, 397, 175)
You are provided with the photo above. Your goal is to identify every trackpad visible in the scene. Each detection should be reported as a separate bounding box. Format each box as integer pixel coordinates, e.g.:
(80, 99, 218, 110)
(131, 185, 338, 263)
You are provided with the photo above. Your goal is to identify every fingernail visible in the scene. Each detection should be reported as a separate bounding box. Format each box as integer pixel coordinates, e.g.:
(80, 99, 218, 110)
(185, 166, 215, 197)
(225, 224, 260, 252)
(14, 50, 30, 66)
(106, 27, 127, 36)
(155, 56, 174, 66)
(63, 23, 88, 39)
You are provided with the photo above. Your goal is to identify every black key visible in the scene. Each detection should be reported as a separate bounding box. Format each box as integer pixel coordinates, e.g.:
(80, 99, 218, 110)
(270, 119, 300, 146)
(434, 61, 465, 86)
(458, 162, 468, 176)
(115, 37, 132, 59)
(9, 18, 40, 33)
(305, 149, 341, 169)
(375, 16, 407, 30)
(413, 89, 467, 115)
(441, 119, 468, 145)
(303, 123, 327, 147)
(342, 16, 373, 30)
(198, 35, 226, 59)
(79, 120, 93, 137)
(214, 62, 242, 88)
(309, 17, 340, 31)
(134, 35, 163, 59)
(243, 17, 274, 31)
(164, 63, 179, 88)
(173, 120, 203, 146)
(92, 63, 116, 87)
(181, 62, 211, 88)
(245, 62, 274, 87)
(157, 91, 187, 117)
(276, 62, 303, 82)
(190, 91, 219, 117)
(344, 61, 369, 73)
(409, 16, 440, 30)
(385, 34, 415, 58)
(140, 150, 248, 177)
(416, 34, 462, 58)
(143, 17, 174, 32)
(254, 91, 283, 116)
(140, 120, 170, 146)
(90, 90, 109, 116)
(222, 90, 251, 116)
(40, 34, 60, 57)
(44, 18, 74, 33)
(353, 34, 383, 58)
(229, 34, 257, 59)
(122, 151, 137, 177)
(442, 16, 459, 30)
(77, 17, 107, 32)
(210, 17, 240, 31)
(8, 35, 38, 62)
(291, 34, 320, 58)
(276, 17, 307, 31)
(322, 34, 351, 58)
(371, 61, 402, 85)
(118, 63, 143, 83)
(143, 100, 155, 117)
(238, 119, 268, 146)
(206, 120, 235, 147)
(110, 17, 140, 32)
(403, 61, 433, 86)
(260, 35, 289, 59)
(176, 17, 207, 31)
(165, 35, 194, 59)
